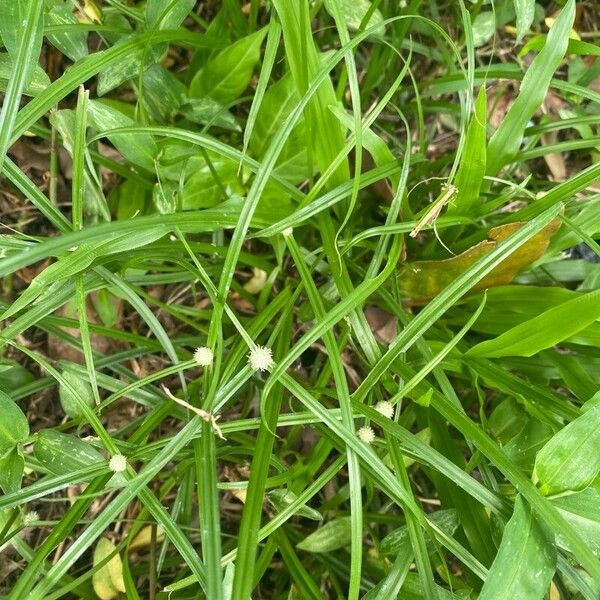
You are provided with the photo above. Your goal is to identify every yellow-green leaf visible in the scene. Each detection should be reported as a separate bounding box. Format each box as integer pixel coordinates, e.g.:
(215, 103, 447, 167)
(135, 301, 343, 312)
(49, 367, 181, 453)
(92, 538, 126, 600)
(398, 218, 560, 303)
(296, 517, 351, 553)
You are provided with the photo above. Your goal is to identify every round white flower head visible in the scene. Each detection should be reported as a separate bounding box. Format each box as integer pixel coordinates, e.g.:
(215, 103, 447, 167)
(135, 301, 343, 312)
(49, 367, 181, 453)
(109, 454, 127, 473)
(357, 425, 375, 445)
(23, 511, 38, 527)
(282, 227, 294, 237)
(193, 346, 214, 367)
(248, 345, 274, 372)
(375, 400, 394, 419)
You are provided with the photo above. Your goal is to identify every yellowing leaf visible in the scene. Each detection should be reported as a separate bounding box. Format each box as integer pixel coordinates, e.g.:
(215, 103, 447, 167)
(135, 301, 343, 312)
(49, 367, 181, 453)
(398, 218, 560, 303)
(243, 268, 267, 294)
(92, 538, 126, 600)
(129, 525, 165, 550)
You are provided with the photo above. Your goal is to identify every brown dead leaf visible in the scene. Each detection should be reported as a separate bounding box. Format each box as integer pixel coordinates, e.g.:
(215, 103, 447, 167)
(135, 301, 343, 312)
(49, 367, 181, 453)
(48, 293, 122, 363)
(542, 133, 566, 181)
(488, 83, 514, 130)
(364, 305, 398, 345)
(352, 148, 395, 203)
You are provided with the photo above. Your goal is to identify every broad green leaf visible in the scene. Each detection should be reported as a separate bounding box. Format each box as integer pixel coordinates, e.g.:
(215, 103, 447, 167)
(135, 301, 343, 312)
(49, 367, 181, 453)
(328, 103, 398, 194)
(0, 0, 43, 85)
(534, 403, 600, 496)
(479, 496, 556, 600)
(514, 0, 536, 42)
(180, 157, 243, 210)
(190, 28, 267, 104)
(553, 488, 600, 556)
(249, 74, 309, 183)
(100, 8, 132, 45)
(0, 359, 34, 392)
(267, 489, 323, 521)
(466, 286, 600, 348)
(45, 5, 88, 62)
(59, 367, 95, 419)
(146, 0, 195, 31)
(380, 510, 458, 556)
(91, 289, 121, 328)
(92, 538, 126, 600)
(179, 97, 241, 131)
(397, 573, 471, 599)
(34, 429, 104, 475)
(11, 29, 220, 140)
(142, 64, 186, 122)
(487, 0, 575, 173)
(488, 398, 527, 444)
(467, 288, 600, 358)
(0, 53, 50, 95)
(112, 178, 149, 220)
(503, 420, 552, 473)
(399, 218, 561, 303)
(155, 141, 206, 181)
(329, 108, 395, 170)
(0, 447, 25, 494)
(87, 100, 158, 170)
(521, 35, 600, 58)
(0, 390, 29, 454)
(449, 87, 487, 215)
(296, 516, 351, 553)
(323, 0, 385, 38)
(249, 74, 301, 158)
(155, 142, 244, 209)
(472, 12, 496, 47)
(97, 37, 164, 96)
(152, 180, 178, 214)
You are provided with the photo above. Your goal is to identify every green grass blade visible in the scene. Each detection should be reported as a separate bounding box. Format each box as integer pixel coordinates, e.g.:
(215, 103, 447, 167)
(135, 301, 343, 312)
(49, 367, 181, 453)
(0, 0, 43, 173)
(353, 204, 562, 404)
(487, 0, 575, 173)
(467, 289, 600, 358)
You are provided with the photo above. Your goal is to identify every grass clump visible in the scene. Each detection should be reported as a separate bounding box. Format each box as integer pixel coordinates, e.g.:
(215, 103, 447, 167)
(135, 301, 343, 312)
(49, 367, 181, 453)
(1, 1, 600, 599)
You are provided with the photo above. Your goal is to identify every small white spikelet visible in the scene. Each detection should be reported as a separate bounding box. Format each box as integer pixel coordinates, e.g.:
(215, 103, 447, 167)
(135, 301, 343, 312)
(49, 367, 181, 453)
(193, 346, 214, 367)
(357, 425, 375, 445)
(248, 345, 274, 372)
